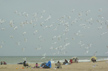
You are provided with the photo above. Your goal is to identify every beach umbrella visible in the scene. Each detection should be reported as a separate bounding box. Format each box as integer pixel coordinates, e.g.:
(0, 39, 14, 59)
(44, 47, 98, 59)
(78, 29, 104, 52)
(90, 56, 97, 61)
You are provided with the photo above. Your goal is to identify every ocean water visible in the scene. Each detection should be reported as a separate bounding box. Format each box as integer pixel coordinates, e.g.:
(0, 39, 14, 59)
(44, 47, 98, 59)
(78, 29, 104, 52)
(0, 56, 108, 64)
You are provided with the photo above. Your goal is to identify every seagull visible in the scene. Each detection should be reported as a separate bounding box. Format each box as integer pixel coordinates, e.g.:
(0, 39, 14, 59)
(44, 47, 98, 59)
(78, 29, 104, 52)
(22, 48, 25, 52)
(14, 26, 18, 30)
(99, 8, 102, 11)
(10, 35, 14, 38)
(17, 42, 20, 45)
(50, 47, 54, 50)
(35, 47, 41, 50)
(0, 45, 2, 48)
(23, 32, 26, 35)
(43, 10, 46, 13)
(23, 57, 26, 61)
(9, 20, 14, 27)
(25, 14, 28, 17)
(41, 53, 46, 59)
(1, 28, 5, 30)
(14, 10, 18, 14)
(24, 38, 27, 42)
(72, 9, 75, 12)
(33, 30, 38, 35)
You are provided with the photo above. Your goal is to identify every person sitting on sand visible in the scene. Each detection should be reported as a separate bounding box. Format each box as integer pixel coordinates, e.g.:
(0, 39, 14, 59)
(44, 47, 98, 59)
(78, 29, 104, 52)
(23, 61, 29, 67)
(33, 63, 40, 68)
(69, 59, 73, 64)
(63, 59, 68, 65)
(40, 62, 46, 68)
(43, 61, 51, 68)
(55, 61, 62, 68)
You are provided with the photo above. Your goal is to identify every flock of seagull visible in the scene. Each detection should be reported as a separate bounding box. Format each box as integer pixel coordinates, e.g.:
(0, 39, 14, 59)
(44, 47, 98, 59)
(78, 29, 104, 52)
(0, 8, 108, 59)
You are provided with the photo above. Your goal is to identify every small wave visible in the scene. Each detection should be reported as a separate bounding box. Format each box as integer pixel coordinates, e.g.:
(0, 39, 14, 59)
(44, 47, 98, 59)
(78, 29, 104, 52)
(78, 59, 90, 62)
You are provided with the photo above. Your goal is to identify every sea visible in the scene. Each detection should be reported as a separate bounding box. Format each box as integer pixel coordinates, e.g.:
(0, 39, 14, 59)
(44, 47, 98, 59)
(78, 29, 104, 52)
(0, 56, 108, 64)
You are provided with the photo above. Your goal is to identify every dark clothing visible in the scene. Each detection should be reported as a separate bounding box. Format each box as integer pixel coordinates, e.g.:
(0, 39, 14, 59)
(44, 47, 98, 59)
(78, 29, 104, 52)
(1, 62, 3, 65)
(43, 65, 50, 68)
(23, 61, 28, 67)
(63, 59, 68, 65)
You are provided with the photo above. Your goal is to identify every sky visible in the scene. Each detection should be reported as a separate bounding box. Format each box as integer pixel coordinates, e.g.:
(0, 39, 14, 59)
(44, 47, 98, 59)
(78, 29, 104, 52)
(0, 0, 108, 56)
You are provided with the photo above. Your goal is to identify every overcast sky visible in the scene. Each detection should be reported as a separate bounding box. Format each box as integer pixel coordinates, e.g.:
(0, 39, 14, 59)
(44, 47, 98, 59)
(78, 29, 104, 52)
(0, 0, 108, 56)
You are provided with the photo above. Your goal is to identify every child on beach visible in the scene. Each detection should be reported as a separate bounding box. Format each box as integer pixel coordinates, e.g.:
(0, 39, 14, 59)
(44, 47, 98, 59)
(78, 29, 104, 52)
(33, 63, 40, 68)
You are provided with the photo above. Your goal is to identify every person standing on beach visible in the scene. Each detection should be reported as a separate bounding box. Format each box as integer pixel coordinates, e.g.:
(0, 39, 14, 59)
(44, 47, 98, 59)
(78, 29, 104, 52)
(69, 59, 73, 64)
(1, 61, 3, 65)
(75, 58, 78, 63)
(3, 61, 7, 65)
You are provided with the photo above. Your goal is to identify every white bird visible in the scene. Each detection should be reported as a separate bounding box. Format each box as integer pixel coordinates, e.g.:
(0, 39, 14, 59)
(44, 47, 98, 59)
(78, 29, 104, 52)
(40, 16, 43, 19)
(10, 35, 14, 38)
(30, 20, 33, 24)
(99, 8, 102, 11)
(25, 14, 28, 17)
(23, 32, 26, 35)
(52, 42, 57, 44)
(35, 47, 41, 50)
(14, 10, 18, 14)
(23, 57, 26, 61)
(22, 48, 25, 52)
(0, 45, 2, 48)
(50, 47, 54, 50)
(17, 42, 20, 45)
(72, 9, 75, 12)
(41, 53, 46, 59)
(24, 38, 27, 42)
(33, 30, 38, 35)
(0, 19, 5, 24)
(98, 26, 103, 30)
(43, 10, 46, 13)
(52, 36, 56, 40)
(41, 56, 45, 59)
(9, 20, 14, 27)
(86, 50, 89, 54)
(14, 26, 18, 30)
(1, 28, 5, 30)
(33, 13, 37, 17)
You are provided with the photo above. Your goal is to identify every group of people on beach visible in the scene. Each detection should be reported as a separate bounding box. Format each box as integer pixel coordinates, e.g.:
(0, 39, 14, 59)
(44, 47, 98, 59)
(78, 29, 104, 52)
(63, 58, 78, 65)
(0, 61, 7, 65)
(22, 57, 79, 69)
(23, 60, 51, 68)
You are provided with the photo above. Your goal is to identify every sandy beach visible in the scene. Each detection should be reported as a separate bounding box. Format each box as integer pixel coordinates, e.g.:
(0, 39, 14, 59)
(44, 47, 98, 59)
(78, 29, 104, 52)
(0, 61, 108, 71)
